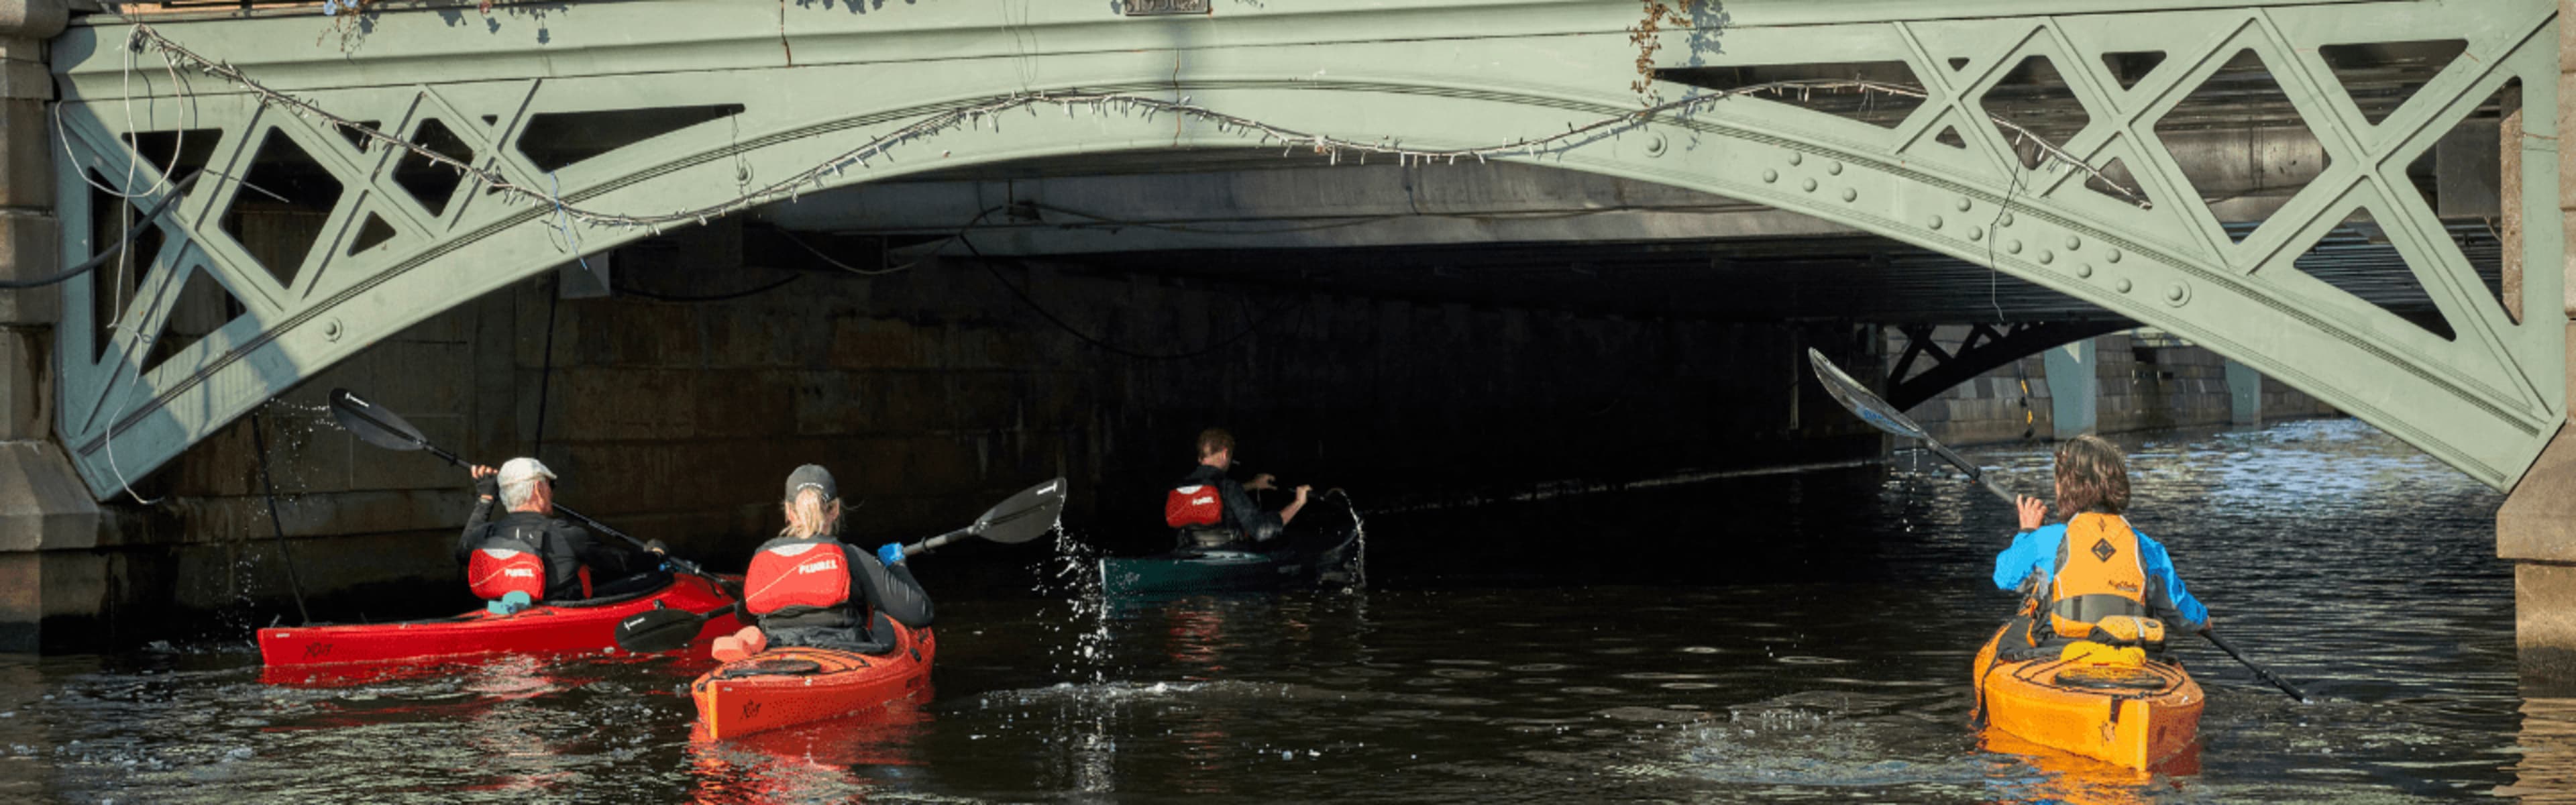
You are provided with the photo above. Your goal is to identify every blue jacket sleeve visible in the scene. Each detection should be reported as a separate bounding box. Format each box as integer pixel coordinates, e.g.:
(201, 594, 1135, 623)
(2134, 530, 2210, 632)
(1992, 525, 2065, 592)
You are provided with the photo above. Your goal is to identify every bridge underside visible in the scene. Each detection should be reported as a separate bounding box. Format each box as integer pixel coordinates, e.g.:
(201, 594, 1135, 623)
(34, 0, 2567, 499)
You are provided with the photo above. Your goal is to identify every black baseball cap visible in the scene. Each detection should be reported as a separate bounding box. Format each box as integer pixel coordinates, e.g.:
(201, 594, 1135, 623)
(784, 464, 837, 502)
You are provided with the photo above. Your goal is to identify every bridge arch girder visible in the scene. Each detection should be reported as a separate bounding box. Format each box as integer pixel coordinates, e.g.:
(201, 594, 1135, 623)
(46, 0, 2561, 494)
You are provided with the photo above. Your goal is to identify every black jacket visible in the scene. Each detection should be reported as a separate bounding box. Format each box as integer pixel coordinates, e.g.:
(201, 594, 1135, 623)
(458, 503, 659, 602)
(1181, 464, 1284, 544)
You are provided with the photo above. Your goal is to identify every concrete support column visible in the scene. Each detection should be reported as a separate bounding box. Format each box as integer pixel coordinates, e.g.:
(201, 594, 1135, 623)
(2224, 358, 2263, 426)
(2510, 6, 2576, 688)
(2041, 339, 2098, 439)
(0, 1, 93, 653)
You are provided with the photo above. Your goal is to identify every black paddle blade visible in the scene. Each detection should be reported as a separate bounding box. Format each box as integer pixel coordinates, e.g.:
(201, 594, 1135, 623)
(614, 604, 720, 653)
(1805, 349, 1931, 441)
(973, 477, 1067, 545)
(329, 388, 433, 453)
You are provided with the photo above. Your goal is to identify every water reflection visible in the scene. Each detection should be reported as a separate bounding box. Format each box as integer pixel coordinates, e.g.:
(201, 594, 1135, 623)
(0, 419, 2543, 802)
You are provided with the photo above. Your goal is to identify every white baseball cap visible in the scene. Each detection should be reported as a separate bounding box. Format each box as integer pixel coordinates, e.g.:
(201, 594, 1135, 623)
(496, 457, 557, 487)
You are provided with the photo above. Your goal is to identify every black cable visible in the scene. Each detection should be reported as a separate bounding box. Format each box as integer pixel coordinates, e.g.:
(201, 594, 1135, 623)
(533, 274, 560, 455)
(0, 172, 200, 290)
(249, 409, 312, 625)
(952, 207, 1303, 361)
(613, 272, 802, 303)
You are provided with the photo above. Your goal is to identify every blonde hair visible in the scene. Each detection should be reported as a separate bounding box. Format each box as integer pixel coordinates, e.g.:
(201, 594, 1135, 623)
(780, 488, 843, 539)
(2052, 433, 2132, 517)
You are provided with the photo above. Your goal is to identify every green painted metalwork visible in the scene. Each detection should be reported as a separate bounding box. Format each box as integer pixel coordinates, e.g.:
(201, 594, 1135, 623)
(45, 0, 2563, 494)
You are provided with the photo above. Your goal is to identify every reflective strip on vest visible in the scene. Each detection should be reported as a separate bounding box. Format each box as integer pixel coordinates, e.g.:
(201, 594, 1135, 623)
(2047, 513, 2149, 638)
(745, 541, 852, 616)
(466, 547, 547, 602)
(1165, 484, 1224, 528)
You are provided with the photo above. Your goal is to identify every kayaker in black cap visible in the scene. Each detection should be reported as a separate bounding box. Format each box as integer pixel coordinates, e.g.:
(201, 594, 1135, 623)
(1165, 427, 1310, 551)
(459, 457, 667, 611)
(713, 464, 934, 661)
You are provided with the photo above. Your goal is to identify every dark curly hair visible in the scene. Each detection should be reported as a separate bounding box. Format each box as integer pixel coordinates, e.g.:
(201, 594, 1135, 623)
(1196, 427, 1236, 460)
(2052, 433, 2131, 517)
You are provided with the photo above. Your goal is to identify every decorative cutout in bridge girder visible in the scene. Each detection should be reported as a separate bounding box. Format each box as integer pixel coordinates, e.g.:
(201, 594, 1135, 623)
(1984, 56, 2088, 170)
(2286, 207, 2456, 341)
(121, 129, 220, 183)
(2082, 158, 2150, 207)
(2396, 76, 2520, 325)
(392, 118, 474, 217)
(2317, 40, 2467, 126)
(2099, 51, 2166, 92)
(515, 104, 747, 172)
(140, 264, 248, 379)
(217, 129, 344, 294)
(347, 212, 396, 256)
(1653, 61, 1926, 129)
(87, 172, 166, 364)
(2154, 48, 2329, 244)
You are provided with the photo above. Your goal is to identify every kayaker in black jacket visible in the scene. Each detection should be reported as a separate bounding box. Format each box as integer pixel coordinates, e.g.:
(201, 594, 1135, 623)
(1165, 428, 1310, 551)
(714, 464, 934, 662)
(458, 458, 667, 609)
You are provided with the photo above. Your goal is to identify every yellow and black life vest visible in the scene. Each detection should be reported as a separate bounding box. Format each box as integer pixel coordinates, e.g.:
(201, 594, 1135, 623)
(2046, 512, 2151, 639)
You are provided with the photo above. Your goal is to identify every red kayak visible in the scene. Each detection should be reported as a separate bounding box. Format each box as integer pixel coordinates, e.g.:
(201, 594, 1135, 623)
(258, 574, 743, 668)
(690, 623, 936, 740)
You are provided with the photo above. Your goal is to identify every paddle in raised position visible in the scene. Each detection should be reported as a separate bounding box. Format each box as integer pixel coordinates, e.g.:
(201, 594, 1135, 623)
(1805, 350, 2310, 703)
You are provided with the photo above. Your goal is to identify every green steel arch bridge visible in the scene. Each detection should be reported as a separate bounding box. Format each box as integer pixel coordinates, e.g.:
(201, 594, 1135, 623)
(11, 0, 2575, 657)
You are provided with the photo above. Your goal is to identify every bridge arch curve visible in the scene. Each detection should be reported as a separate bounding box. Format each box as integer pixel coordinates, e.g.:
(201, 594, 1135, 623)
(46, 0, 2563, 494)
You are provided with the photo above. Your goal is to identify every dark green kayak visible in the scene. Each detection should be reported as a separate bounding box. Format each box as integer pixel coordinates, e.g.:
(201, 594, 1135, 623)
(1100, 492, 1361, 596)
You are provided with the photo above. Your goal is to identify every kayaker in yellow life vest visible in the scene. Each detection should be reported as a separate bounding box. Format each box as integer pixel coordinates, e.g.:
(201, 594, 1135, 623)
(1990, 435, 2211, 659)
(711, 464, 934, 662)
(1166, 427, 1310, 551)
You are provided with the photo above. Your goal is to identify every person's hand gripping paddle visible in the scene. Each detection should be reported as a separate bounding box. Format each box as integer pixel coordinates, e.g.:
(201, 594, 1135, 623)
(1805, 350, 2308, 703)
(612, 477, 1068, 653)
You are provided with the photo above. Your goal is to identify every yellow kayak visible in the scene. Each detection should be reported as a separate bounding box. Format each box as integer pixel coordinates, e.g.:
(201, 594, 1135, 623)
(1972, 626, 2204, 769)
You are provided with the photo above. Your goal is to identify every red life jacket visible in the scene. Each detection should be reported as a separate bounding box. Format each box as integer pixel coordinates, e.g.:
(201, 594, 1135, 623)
(745, 539, 853, 616)
(1165, 484, 1223, 528)
(466, 547, 547, 602)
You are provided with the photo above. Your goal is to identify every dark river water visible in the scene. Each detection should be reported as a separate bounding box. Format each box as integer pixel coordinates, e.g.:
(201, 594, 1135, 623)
(0, 417, 2558, 803)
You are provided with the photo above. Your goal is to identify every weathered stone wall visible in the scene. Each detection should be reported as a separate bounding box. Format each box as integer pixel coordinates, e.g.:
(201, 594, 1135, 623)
(1896, 329, 2340, 447)
(76, 227, 1880, 642)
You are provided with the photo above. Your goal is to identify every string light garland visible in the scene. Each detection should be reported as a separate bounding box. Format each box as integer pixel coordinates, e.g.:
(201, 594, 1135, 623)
(119, 24, 2150, 235)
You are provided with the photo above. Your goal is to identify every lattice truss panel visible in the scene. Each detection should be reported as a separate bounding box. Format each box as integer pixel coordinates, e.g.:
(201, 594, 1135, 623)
(44, 0, 2563, 496)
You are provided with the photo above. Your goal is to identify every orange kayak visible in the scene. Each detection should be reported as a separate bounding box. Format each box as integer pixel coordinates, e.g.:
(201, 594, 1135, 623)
(690, 623, 936, 740)
(1972, 627, 2203, 769)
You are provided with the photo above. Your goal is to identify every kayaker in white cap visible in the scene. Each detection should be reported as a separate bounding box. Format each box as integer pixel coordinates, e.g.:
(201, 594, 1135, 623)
(458, 457, 667, 612)
(712, 464, 934, 661)
(1164, 427, 1309, 551)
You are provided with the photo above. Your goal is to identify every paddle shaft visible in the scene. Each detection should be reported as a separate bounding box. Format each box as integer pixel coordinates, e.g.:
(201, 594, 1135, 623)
(331, 401, 714, 579)
(2200, 628, 2310, 702)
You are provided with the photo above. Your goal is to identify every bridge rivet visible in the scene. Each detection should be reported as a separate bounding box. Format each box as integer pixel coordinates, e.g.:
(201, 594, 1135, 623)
(1802, 178, 1818, 193)
(1645, 133, 1668, 157)
(2105, 249, 2123, 264)
(2065, 236, 2082, 250)
(2037, 250, 2054, 264)
(1841, 188, 1858, 203)
(1929, 215, 1945, 230)
(323, 319, 343, 341)
(2165, 283, 2191, 306)
(2076, 264, 2094, 278)
(1998, 212, 2015, 227)
(1762, 169, 1778, 183)
(2006, 240, 2023, 254)
(1955, 198, 1972, 212)
(1826, 161, 1843, 176)
(1788, 152, 1804, 166)
(1967, 226, 1984, 241)
(2116, 278, 2133, 293)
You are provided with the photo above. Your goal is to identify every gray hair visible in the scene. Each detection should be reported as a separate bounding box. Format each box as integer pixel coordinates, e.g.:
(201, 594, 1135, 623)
(500, 476, 543, 511)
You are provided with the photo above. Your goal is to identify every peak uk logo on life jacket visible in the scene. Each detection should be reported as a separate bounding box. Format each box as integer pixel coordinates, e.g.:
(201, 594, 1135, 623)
(2090, 538, 2118, 562)
(797, 559, 839, 576)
